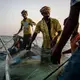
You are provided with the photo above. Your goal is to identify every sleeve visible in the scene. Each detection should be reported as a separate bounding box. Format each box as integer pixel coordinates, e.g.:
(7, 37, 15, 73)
(55, 19, 62, 32)
(34, 22, 41, 33)
(29, 18, 36, 25)
(29, 18, 34, 23)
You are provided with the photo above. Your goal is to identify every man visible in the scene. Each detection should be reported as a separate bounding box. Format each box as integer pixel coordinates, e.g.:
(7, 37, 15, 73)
(51, 0, 80, 64)
(57, 19, 80, 80)
(62, 18, 79, 54)
(8, 35, 23, 55)
(15, 10, 36, 49)
(27, 6, 62, 63)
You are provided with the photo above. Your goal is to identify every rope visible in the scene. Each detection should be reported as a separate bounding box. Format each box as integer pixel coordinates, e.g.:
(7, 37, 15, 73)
(0, 37, 13, 49)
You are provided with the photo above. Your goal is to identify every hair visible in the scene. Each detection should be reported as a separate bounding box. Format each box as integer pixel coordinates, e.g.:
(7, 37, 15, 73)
(21, 10, 27, 14)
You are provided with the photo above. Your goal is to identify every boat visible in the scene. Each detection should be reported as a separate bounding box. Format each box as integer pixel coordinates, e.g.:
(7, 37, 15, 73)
(0, 37, 71, 80)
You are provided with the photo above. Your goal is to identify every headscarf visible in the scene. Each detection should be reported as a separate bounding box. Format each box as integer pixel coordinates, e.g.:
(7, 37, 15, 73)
(40, 6, 50, 13)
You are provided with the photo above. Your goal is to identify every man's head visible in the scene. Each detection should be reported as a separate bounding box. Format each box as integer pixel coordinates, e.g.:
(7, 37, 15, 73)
(21, 10, 28, 18)
(40, 6, 50, 18)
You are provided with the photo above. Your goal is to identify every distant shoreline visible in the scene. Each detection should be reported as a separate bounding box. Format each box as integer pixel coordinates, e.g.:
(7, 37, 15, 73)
(0, 35, 12, 37)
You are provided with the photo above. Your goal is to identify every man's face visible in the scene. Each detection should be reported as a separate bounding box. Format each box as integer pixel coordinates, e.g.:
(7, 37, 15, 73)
(22, 12, 27, 18)
(41, 11, 50, 18)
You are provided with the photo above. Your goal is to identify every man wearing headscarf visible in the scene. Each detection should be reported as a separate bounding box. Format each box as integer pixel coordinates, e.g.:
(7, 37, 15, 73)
(27, 6, 62, 64)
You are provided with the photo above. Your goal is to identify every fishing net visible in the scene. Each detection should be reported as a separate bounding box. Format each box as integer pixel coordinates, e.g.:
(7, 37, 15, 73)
(0, 42, 6, 80)
(0, 36, 71, 80)
(9, 45, 70, 80)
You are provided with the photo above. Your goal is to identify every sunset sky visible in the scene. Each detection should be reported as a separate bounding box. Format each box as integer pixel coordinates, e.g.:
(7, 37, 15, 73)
(0, 0, 79, 36)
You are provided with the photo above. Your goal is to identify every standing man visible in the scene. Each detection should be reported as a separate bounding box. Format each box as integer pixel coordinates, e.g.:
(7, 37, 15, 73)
(27, 6, 62, 63)
(51, 0, 80, 64)
(15, 10, 36, 49)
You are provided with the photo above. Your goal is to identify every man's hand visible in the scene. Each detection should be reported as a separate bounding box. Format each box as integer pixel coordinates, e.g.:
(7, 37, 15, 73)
(51, 39, 56, 48)
(14, 33, 18, 36)
(51, 35, 58, 48)
(51, 45, 62, 64)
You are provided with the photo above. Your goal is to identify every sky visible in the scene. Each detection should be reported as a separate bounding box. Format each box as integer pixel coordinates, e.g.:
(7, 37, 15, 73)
(0, 0, 77, 36)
